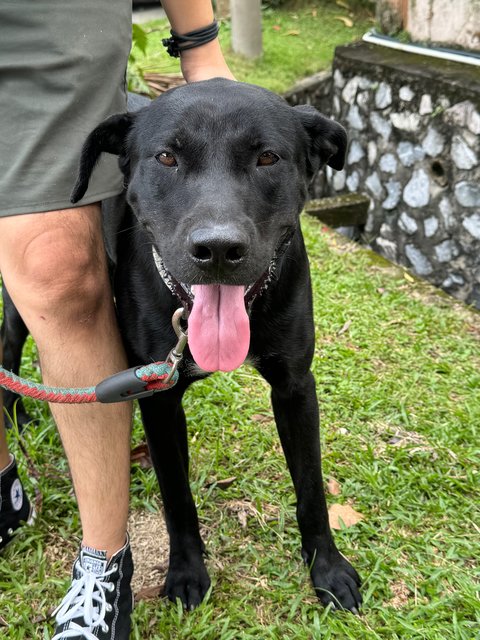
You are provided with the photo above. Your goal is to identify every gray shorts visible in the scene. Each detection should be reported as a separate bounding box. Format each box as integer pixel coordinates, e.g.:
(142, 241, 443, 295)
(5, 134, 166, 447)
(0, 0, 132, 217)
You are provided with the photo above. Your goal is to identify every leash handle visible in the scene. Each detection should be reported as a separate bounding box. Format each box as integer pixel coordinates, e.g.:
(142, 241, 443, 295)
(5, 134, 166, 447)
(95, 363, 178, 403)
(0, 361, 178, 405)
(0, 309, 184, 404)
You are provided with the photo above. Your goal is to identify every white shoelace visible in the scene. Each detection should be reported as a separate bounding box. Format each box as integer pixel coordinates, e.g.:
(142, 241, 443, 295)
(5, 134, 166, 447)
(51, 560, 117, 640)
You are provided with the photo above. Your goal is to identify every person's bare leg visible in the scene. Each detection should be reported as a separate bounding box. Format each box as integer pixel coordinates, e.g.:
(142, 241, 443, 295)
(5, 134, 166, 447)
(0, 204, 131, 557)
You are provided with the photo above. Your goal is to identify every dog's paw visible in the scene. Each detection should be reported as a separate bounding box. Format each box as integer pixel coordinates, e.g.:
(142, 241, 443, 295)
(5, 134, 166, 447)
(307, 551, 362, 613)
(164, 556, 211, 610)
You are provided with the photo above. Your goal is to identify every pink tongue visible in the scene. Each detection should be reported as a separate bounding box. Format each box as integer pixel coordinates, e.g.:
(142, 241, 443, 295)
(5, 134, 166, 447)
(188, 285, 250, 372)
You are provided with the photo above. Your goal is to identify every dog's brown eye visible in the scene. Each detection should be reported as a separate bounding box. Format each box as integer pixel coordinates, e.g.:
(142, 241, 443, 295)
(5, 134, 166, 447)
(257, 151, 280, 167)
(156, 152, 177, 167)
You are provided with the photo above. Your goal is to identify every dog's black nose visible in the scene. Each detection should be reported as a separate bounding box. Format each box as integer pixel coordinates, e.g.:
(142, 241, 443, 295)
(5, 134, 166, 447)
(189, 226, 249, 269)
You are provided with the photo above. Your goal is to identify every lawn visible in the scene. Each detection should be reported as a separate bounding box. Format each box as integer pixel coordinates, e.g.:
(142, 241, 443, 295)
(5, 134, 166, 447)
(129, 0, 373, 94)
(2, 1, 479, 637)
(1, 215, 479, 639)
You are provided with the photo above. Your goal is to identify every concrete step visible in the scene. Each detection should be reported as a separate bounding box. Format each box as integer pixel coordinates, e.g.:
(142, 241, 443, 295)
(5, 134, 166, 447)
(305, 193, 370, 227)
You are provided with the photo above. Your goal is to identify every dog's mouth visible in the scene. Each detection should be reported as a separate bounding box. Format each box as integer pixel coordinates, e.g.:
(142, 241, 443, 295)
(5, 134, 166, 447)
(151, 247, 272, 316)
(152, 248, 271, 372)
(152, 229, 294, 373)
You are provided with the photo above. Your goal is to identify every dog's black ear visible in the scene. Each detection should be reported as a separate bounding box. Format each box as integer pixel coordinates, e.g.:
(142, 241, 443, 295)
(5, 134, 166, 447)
(293, 105, 347, 175)
(71, 113, 134, 203)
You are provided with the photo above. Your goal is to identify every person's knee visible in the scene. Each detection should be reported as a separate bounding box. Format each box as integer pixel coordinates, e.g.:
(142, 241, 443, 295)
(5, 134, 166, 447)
(14, 223, 110, 324)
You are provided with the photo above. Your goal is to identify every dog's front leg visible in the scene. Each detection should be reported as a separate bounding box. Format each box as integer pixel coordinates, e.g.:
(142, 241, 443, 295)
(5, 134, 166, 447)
(139, 390, 211, 609)
(1, 285, 32, 429)
(260, 365, 362, 612)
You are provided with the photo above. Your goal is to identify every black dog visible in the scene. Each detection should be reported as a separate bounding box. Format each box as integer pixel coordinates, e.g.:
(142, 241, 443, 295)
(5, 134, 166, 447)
(3, 79, 361, 612)
(1, 286, 30, 428)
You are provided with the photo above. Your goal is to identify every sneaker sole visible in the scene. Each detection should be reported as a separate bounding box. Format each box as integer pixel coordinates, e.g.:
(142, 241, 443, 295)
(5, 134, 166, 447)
(27, 505, 36, 526)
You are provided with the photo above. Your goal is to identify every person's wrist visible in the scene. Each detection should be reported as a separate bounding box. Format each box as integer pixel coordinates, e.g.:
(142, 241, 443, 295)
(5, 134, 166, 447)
(179, 40, 235, 83)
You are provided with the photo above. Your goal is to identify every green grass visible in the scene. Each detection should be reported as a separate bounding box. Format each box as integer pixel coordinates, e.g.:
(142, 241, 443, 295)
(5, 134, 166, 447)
(1, 216, 479, 638)
(129, 0, 373, 93)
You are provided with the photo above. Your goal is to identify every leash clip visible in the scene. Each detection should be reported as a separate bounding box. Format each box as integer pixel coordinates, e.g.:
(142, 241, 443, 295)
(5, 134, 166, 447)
(165, 307, 188, 383)
(95, 307, 187, 401)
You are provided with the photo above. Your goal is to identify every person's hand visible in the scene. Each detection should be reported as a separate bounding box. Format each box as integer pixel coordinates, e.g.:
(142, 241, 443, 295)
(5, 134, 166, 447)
(180, 40, 235, 83)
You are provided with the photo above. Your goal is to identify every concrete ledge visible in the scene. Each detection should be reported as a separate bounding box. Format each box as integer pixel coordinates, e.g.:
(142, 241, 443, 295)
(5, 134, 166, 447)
(283, 71, 332, 115)
(283, 71, 332, 100)
(305, 193, 370, 227)
(335, 42, 480, 103)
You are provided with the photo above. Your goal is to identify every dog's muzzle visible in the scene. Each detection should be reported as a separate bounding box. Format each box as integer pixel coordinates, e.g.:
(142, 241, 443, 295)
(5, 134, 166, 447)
(151, 227, 296, 314)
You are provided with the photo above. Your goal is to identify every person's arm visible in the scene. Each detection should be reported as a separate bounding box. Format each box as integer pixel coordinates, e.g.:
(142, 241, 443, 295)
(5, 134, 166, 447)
(161, 0, 234, 82)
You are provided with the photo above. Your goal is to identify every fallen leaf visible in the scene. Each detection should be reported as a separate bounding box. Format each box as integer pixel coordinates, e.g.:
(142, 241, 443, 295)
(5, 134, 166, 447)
(32, 613, 49, 624)
(130, 443, 152, 469)
(404, 272, 415, 283)
(334, 15, 354, 27)
(311, 9, 317, 17)
(134, 584, 163, 602)
(328, 503, 364, 529)
(205, 476, 237, 490)
(336, 0, 351, 9)
(326, 478, 342, 496)
(252, 414, 272, 424)
(32, 607, 56, 624)
(272, 24, 281, 31)
(337, 319, 352, 336)
(286, 30, 300, 36)
(225, 499, 279, 528)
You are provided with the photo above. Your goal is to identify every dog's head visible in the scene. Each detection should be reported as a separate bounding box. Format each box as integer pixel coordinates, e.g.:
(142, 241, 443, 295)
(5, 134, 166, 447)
(72, 79, 346, 371)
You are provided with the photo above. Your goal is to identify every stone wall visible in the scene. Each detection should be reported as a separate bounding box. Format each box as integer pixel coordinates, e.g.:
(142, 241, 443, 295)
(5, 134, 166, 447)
(324, 42, 480, 308)
(283, 71, 333, 199)
(283, 70, 333, 115)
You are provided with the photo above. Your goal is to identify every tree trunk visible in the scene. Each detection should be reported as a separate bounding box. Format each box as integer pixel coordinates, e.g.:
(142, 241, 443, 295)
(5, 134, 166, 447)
(230, 0, 262, 59)
(215, 0, 230, 20)
(376, 0, 405, 35)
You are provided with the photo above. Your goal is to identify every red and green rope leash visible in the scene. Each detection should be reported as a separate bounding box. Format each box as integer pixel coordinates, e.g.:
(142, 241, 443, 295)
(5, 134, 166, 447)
(0, 361, 179, 404)
(0, 308, 187, 404)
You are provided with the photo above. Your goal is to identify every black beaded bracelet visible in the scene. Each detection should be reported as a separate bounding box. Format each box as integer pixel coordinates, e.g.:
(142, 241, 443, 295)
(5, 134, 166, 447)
(162, 20, 220, 58)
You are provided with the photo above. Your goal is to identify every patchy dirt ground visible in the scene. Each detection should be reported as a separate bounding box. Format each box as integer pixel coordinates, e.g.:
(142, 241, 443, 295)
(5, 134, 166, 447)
(128, 509, 169, 598)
